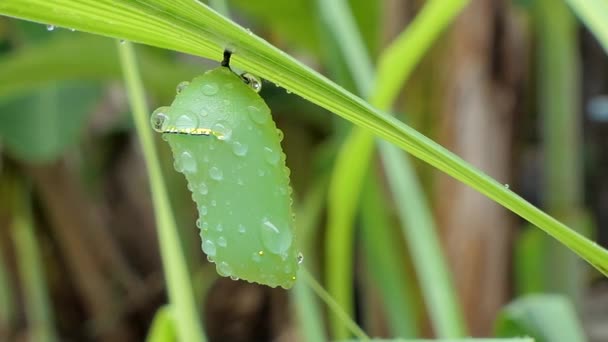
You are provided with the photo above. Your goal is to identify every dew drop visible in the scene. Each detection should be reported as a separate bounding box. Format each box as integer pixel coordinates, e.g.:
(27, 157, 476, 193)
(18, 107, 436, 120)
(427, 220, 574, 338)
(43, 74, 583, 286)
(175, 112, 199, 131)
(211, 199, 217, 207)
(119, 39, 126, 45)
(202, 82, 219, 96)
(209, 167, 223, 180)
(180, 151, 196, 173)
(46, 25, 55, 31)
(504, 184, 510, 189)
(277, 129, 284, 142)
(213, 121, 232, 140)
(69, 28, 76, 32)
(176, 81, 190, 94)
(202, 240, 216, 257)
(216, 223, 224, 232)
(217, 261, 232, 277)
(257, 169, 266, 177)
(200, 182, 209, 195)
(217, 236, 227, 247)
(200, 206, 208, 216)
(242, 73, 262, 92)
(201, 222, 209, 231)
(173, 160, 183, 173)
(297, 252, 304, 264)
(252, 251, 262, 262)
(151, 107, 170, 132)
(260, 218, 293, 254)
(263, 147, 280, 165)
(248, 105, 267, 124)
(238, 224, 246, 234)
(232, 141, 248, 157)
(230, 275, 240, 281)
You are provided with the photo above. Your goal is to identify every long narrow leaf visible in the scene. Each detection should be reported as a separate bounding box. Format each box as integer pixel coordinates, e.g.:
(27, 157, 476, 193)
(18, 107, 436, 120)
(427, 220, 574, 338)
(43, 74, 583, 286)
(0, 0, 606, 278)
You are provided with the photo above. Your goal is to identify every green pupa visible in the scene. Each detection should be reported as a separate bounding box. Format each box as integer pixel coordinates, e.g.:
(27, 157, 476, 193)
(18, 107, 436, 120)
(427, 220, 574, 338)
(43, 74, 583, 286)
(150, 51, 299, 289)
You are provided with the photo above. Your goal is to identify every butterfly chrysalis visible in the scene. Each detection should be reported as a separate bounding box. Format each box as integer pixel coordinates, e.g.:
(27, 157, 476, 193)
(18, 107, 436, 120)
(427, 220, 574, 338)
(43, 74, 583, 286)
(151, 50, 299, 289)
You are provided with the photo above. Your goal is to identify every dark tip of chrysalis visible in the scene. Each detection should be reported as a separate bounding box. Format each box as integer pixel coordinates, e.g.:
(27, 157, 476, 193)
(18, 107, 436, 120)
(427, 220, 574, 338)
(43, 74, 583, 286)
(221, 49, 232, 69)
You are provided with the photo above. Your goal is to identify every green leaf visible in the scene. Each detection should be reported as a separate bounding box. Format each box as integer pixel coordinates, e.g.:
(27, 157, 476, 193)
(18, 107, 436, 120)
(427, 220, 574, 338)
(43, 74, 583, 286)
(495, 294, 586, 342)
(0, 81, 100, 162)
(564, 0, 608, 54)
(0, 0, 606, 278)
(0, 35, 201, 103)
(146, 305, 177, 342)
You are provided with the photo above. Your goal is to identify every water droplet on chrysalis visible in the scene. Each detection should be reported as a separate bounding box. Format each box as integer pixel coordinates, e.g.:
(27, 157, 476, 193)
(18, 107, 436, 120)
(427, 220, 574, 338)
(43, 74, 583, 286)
(151, 107, 170, 132)
(202, 240, 216, 257)
(176, 81, 190, 94)
(202, 82, 219, 96)
(248, 105, 267, 124)
(260, 218, 293, 255)
(209, 166, 223, 180)
(242, 73, 262, 93)
(297, 252, 304, 264)
(232, 141, 248, 157)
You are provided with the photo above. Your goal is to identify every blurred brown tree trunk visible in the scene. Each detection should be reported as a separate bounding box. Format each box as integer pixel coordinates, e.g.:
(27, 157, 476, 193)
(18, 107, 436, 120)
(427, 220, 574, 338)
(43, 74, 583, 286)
(435, 0, 526, 335)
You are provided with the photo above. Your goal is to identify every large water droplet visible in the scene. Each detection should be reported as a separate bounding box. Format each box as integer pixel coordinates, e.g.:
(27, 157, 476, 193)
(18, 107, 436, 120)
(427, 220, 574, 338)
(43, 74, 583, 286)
(263, 147, 280, 165)
(180, 151, 196, 173)
(248, 105, 267, 124)
(217, 236, 227, 247)
(202, 240, 216, 257)
(202, 82, 219, 96)
(176, 81, 190, 94)
(151, 107, 171, 132)
(217, 262, 232, 277)
(232, 141, 248, 157)
(209, 166, 223, 180)
(260, 218, 293, 255)
(212, 121, 232, 140)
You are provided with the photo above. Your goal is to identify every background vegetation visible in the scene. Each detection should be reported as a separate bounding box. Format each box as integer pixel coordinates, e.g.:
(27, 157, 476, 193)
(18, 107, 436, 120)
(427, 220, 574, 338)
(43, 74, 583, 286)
(0, 0, 607, 341)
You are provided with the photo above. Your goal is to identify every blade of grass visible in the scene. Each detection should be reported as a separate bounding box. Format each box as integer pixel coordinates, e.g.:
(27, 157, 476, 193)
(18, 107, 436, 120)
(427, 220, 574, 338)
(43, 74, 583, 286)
(11, 180, 57, 342)
(0, 0, 607, 278)
(535, 0, 587, 302)
(0, 247, 14, 331)
(323, 0, 467, 337)
(0, 35, 201, 103)
(291, 180, 328, 342)
(564, 0, 608, 54)
(117, 40, 206, 342)
(360, 173, 420, 337)
(301, 268, 370, 342)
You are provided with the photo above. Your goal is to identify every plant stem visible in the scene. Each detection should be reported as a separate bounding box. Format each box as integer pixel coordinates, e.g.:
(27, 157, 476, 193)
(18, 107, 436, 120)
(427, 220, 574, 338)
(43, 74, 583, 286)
(323, 0, 467, 337)
(117, 40, 206, 342)
(301, 269, 370, 341)
(11, 180, 57, 342)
